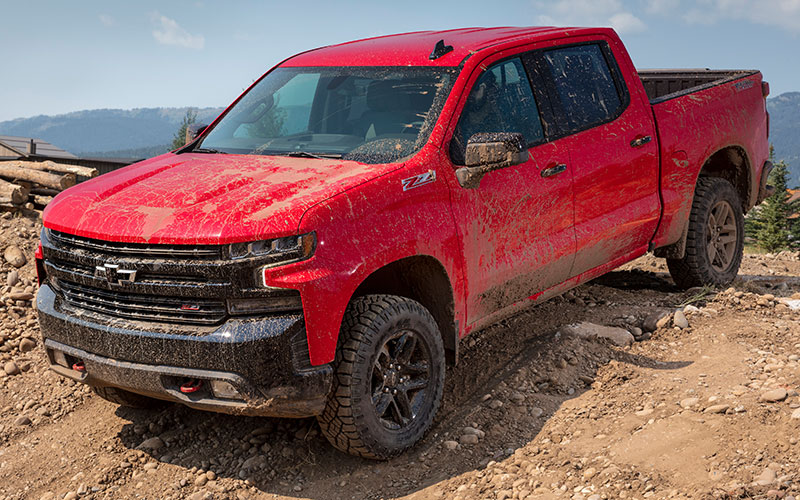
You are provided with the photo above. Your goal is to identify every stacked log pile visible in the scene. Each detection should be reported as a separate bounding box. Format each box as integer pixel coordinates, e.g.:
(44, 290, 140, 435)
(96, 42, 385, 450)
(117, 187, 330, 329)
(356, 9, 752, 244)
(0, 160, 97, 210)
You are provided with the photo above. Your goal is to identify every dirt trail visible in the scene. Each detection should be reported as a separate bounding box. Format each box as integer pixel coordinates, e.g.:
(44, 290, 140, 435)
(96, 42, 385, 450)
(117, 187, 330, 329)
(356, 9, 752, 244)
(2, 210, 800, 500)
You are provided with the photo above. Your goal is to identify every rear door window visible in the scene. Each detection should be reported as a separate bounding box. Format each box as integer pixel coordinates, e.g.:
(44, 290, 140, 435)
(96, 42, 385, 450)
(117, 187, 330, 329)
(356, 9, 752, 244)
(450, 57, 544, 165)
(539, 43, 626, 133)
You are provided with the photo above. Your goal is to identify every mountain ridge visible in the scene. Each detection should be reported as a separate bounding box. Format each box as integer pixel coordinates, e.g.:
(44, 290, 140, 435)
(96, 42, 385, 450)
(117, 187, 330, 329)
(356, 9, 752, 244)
(0, 107, 224, 156)
(766, 91, 800, 187)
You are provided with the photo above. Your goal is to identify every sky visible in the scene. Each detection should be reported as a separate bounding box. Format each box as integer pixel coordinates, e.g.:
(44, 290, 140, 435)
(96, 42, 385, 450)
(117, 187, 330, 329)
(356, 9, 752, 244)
(1, 0, 799, 122)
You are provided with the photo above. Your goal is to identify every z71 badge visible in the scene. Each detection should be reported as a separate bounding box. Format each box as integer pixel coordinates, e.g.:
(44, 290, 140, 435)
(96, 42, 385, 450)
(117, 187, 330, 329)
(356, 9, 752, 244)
(401, 170, 437, 191)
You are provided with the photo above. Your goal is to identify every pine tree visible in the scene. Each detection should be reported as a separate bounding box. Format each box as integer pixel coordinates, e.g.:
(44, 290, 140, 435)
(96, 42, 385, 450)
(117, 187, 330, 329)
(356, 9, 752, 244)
(788, 186, 800, 250)
(755, 159, 793, 252)
(171, 109, 197, 150)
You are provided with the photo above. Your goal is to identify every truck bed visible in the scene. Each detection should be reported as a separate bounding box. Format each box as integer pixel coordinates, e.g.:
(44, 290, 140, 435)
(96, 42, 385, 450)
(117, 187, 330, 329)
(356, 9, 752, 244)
(638, 69, 759, 104)
(645, 67, 769, 253)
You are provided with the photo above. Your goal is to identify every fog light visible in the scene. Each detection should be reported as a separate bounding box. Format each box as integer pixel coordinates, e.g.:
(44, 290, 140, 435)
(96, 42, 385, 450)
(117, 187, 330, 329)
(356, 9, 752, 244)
(210, 380, 242, 400)
(52, 349, 68, 368)
(228, 293, 302, 315)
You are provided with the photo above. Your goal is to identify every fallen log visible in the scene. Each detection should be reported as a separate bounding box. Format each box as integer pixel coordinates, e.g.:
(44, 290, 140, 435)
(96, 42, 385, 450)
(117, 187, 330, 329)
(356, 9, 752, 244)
(11, 160, 98, 179)
(0, 179, 27, 205)
(0, 164, 76, 190)
(30, 187, 60, 197)
(33, 194, 54, 206)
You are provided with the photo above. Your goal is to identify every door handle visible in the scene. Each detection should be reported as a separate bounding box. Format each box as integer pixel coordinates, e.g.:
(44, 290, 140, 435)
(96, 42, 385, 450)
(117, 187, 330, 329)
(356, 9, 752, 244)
(540, 163, 567, 178)
(630, 135, 652, 148)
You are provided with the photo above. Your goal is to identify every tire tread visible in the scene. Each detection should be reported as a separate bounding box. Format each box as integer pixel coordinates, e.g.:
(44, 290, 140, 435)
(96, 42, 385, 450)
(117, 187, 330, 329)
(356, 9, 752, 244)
(667, 177, 744, 288)
(317, 295, 444, 460)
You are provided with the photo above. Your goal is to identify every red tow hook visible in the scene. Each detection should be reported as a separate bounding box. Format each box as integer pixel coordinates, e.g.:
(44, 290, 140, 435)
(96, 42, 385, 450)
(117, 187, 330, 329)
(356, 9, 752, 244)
(72, 361, 86, 372)
(180, 379, 203, 394)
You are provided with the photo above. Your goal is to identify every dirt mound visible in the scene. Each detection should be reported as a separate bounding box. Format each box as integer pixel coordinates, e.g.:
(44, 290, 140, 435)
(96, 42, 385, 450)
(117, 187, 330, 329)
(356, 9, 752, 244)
(2, 213, 800, 500)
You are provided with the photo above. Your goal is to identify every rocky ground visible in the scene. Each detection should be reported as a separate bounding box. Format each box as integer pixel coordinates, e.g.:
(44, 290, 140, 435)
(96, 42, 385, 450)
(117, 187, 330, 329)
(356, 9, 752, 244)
(1, 209, 800, 500)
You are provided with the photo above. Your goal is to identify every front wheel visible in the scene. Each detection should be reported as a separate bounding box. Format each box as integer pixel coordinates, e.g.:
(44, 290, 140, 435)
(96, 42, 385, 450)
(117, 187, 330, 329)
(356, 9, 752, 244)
(317, 295, 445, 460)
(667, 177, 744, 288)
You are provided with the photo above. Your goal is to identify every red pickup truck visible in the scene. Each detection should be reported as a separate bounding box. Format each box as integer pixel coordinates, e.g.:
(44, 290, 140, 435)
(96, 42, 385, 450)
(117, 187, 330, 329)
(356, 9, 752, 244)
(36, 27, 770, 459)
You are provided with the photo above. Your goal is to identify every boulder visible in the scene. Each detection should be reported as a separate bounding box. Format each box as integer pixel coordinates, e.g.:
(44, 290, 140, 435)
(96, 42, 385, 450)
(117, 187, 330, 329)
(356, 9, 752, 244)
(562, 322, 634, 347)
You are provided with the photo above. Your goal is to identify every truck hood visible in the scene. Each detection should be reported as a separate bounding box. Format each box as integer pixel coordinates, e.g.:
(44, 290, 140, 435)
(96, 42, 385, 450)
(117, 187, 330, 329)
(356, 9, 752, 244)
(43, 153, 396, 244)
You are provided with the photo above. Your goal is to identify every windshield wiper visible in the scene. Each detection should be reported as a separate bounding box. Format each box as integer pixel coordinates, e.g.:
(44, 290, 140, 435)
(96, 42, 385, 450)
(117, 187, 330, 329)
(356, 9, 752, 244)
(193, 147, 225, 154)
(283, 151, 342, 159)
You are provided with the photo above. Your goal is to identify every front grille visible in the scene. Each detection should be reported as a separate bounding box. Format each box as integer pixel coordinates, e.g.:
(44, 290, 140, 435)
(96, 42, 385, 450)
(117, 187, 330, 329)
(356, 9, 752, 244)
(47, 258, 215, 287)
(43, 229, 296, 328)
(58, 279, 227, 325)
(49, 230, 222, 259)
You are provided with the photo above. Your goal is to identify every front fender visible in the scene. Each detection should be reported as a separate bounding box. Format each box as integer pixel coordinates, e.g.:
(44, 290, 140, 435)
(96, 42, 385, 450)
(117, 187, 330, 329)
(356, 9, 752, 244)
(264, 158, 463, 366)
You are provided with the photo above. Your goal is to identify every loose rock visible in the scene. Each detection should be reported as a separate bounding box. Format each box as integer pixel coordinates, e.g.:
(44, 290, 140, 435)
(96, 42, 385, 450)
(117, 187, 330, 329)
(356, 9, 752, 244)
(14, 415, 31, 426)
(19, 338, 36, 352)
(9, 291, 34, 301)
(137, 437, 165, 451)
(680, 397, 699, 409)
(460, 433, 479, 445)
(443, 440, 459, 450)
(643, 311, 670, 332)
(241, 455, 267, 471)
(704, 404, 729, 414)
(4, 245, 26, 268)
(656, 313, 672, 330)
(754, 467, 777, 486)
(562, 322, 634, 347)
(673, 310, 689, 329)
(759, 388, 788, 403)
(4, 361, 20, 376)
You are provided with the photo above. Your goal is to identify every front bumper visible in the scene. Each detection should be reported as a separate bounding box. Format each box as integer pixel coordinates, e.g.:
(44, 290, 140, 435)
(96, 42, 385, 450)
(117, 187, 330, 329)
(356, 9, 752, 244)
(37, 285, 332, 417)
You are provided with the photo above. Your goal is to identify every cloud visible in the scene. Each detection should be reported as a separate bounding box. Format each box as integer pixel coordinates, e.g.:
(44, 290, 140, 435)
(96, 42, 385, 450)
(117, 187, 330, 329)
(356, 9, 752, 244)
(645, 0, 680, 14)
(98, 14, 115, 27)
(150, 12, 205, 49)
(609, 12, 647, 33)
(534, 0, 647, 34)
(683, 0, 800, 33)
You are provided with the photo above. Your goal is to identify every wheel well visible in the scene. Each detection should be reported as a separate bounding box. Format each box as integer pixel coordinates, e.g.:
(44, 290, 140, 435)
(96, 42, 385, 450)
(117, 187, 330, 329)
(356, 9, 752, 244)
(698, 146, 752, 211)
(352, 256, 458, 365)
(655, 145, 752, 260)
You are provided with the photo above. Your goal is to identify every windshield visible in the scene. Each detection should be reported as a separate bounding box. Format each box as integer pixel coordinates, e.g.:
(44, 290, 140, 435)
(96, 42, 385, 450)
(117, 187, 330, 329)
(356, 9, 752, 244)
(198, 66, 457, 164)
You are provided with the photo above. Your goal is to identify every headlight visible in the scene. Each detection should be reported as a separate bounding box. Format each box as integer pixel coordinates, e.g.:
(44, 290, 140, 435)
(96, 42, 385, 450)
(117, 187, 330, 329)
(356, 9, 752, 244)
(229, 232, 316, 265)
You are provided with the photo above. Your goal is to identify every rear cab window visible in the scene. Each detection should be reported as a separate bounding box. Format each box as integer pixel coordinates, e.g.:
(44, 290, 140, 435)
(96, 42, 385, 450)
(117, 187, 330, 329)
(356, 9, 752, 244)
(535, 42, 629, 136)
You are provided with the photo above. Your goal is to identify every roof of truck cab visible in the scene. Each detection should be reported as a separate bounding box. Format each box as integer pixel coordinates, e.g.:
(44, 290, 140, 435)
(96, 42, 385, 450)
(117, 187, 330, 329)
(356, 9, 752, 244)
(282, 27, 604, 67)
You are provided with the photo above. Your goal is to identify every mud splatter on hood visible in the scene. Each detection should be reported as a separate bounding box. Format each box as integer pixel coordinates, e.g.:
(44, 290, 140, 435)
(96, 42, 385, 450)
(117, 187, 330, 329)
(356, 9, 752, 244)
(43, 153, 399, 244)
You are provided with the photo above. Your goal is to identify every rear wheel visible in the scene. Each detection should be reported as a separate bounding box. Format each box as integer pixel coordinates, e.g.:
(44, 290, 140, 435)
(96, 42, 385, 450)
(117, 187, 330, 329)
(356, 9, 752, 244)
(667, 177, 744, 288)
(317, 295, 445, 460)
(92, 386, 164, 409)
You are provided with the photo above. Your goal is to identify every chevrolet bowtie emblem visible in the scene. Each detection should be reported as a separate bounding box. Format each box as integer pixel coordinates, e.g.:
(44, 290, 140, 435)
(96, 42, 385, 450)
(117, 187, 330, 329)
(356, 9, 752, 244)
(95, 263, 137, 284)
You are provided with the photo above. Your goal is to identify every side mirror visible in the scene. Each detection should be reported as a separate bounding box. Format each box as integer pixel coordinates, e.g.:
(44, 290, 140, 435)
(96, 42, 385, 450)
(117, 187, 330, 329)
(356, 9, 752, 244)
(185, 123, 209, 145)
(455, 132, 527, 189)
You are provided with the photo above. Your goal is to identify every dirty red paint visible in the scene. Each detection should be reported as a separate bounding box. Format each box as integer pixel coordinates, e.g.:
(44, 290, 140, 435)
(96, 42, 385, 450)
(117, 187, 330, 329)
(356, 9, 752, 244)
(41, 27, 770, 368)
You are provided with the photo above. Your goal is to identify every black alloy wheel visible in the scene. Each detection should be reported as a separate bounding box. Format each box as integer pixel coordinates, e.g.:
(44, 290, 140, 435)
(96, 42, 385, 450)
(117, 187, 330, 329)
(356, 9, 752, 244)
(371, 329, 432, 430)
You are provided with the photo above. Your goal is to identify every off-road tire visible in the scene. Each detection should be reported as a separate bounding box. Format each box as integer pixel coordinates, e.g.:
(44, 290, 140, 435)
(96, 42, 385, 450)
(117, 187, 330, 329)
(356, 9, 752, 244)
(317, 295, 445, 460)
(92, 386, 164, 409)
(667, 177, 744, 289)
